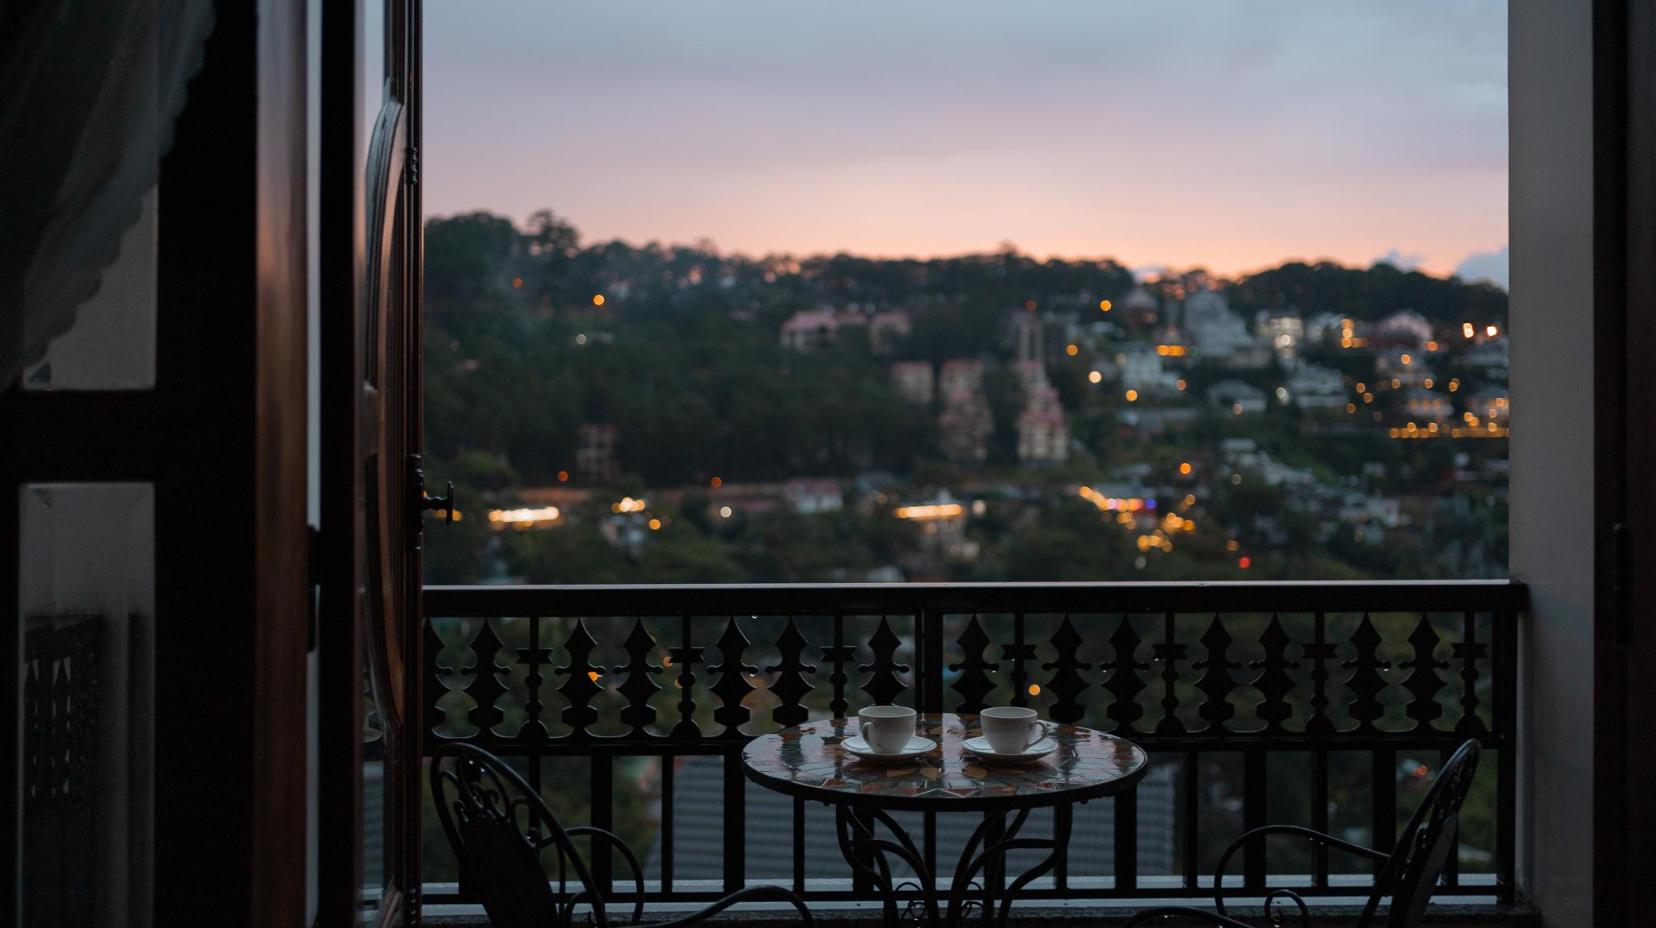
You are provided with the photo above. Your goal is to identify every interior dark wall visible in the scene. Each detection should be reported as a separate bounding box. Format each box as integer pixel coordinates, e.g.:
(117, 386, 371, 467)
(0, 1, 312, 924)
(1594, 0, 1656, 923)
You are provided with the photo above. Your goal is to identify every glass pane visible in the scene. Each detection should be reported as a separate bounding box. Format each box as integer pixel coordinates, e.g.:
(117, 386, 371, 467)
(359, 2, 396, 916)
(362, 0, 388, 164)
(18, 483, 155, 928)
(23, 189, 158, 391)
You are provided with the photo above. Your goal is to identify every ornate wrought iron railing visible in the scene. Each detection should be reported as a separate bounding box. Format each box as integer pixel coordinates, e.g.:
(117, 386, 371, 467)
(421, 581, 1520, 908)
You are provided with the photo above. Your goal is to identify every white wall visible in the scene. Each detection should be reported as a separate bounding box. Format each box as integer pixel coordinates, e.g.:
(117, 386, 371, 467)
(1509, 1, 1596, 923)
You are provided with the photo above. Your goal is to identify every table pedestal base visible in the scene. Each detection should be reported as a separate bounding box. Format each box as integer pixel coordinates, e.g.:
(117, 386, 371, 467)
(832, 803, 1073, 928)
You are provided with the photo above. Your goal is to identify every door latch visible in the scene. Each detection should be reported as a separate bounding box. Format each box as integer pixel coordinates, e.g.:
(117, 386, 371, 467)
(410, 454, 457, 525)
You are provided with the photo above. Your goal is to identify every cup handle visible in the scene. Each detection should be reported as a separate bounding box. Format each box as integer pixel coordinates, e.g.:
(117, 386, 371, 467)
(860, 721, 875, 747)
(1024, 720, 1047, 751)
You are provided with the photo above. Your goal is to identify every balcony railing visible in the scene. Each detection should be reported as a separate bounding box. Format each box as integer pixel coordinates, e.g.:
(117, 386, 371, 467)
(421, 580, 1521, 910)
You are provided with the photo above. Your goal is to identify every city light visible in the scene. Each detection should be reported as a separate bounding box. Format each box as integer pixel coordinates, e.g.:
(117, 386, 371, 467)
(612, 497, 647, 513)
(1237, 556, 1252, 569)
(893, 503, 965, 521)
(1079, 486, 1155, 513)
(1098, 299, 1112, 312)
(557, 469, 570, 482)
(1066, 343, 1080, 356)
(1463, 322, 1476, 338)
(1176, 379, 1188, 391)
(1088, 370, 1103, 384)
(1178, 462, 1192, 475)
(511, 276, 524, 289)
(710, 475, 723, 488)
(1155, 344, 1188, 357)
(1125, 389, 1139, 402)
(648, 517, 662, 530)
(488, 506, 561, 528)
(592, 293, 606, 306)
(719, 505, 733, 518)
(1486, 324, 1499, 337)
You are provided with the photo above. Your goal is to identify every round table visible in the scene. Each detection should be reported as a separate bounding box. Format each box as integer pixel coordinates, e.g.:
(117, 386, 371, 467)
(741, 712, 1149, 928)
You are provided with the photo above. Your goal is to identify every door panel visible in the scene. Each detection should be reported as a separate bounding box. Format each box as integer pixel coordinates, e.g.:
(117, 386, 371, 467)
(321, 0, 421, 925)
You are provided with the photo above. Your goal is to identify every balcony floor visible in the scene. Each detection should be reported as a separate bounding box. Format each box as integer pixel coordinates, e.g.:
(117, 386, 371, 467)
(424, 900, 1540, 927)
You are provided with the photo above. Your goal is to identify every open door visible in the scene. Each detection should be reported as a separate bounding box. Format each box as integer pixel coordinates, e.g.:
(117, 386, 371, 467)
(319, 0, 428, 925)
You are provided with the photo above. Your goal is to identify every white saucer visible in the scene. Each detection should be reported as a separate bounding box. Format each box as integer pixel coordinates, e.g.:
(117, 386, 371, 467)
(842, 735, 937, 762)
(962, 735, 1058, 763)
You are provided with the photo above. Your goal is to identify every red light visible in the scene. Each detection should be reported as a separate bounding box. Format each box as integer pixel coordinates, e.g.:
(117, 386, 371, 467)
(1238, 557, 1252, 569)
(557, 470, 570, 483)
(1413, 764, 1430, 779)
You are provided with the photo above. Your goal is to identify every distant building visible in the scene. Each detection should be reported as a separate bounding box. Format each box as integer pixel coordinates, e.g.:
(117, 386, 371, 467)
(1376, 350, 1435, 389)
(939, 398, 992, 467)
(1372, 310, 1434, 349)
(1010, 314, 1070, 465)
(779, 307, 867, 351)
(1121, 286, 1160, 327)
(1116, 345, 1180, 394)
(783, 478, 844, 514)
(1462, 336, 1510, 374)
(1017, 377, 1069, 465)
(869, 311, 911, 354)
(1286, 364, 1347, 409)
(1339, 493, 1408, 530)
(1219, 341, 1275, 371)
(1118, 406, 1200, 435)
(890, 361, 934, 404)
(1224, 444, 1316, 487)
(1403, 389, 1454, 422)
(1183, 290, 1255, 359)
(1303, 312, 1346, 346)
(1208, 379, 1267, 415)
(576, 423, 619, 484)
(1467, 389, 1510, 423)
(895, 490, 975, 560)
(1255, 310, 1305, 359)
(939, 358, 985, 398)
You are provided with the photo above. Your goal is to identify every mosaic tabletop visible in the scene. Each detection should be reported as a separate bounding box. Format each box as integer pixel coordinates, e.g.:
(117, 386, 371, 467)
(741, 712, 1149, 813)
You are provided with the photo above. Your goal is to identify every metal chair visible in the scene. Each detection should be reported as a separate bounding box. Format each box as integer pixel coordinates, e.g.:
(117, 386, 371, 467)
(1125, 740, 1481, 928)
(430, 742, 814, 928)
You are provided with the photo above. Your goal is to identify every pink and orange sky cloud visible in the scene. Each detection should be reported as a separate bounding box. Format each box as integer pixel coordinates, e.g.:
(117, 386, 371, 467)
(424, 2, 1508, 284)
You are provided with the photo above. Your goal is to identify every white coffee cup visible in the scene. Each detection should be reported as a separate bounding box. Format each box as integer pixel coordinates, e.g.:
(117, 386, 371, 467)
(858, 705, 917, 754)
(981, 706, 1046, 754)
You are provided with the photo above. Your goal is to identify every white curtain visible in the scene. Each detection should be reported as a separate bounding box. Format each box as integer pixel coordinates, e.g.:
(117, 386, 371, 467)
(0, 0, 216, 388)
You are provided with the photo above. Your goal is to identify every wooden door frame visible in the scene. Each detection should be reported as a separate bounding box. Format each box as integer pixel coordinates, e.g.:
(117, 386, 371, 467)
(317, 0, 425, 924)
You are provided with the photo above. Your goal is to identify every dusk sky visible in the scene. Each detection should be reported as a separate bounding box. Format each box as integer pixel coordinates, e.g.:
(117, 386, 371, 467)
(424, 2, 1508, 284)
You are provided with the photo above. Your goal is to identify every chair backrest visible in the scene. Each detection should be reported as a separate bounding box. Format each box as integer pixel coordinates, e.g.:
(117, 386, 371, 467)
(429, 742, 608, 928)
(1368, 740, 1482, 928)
